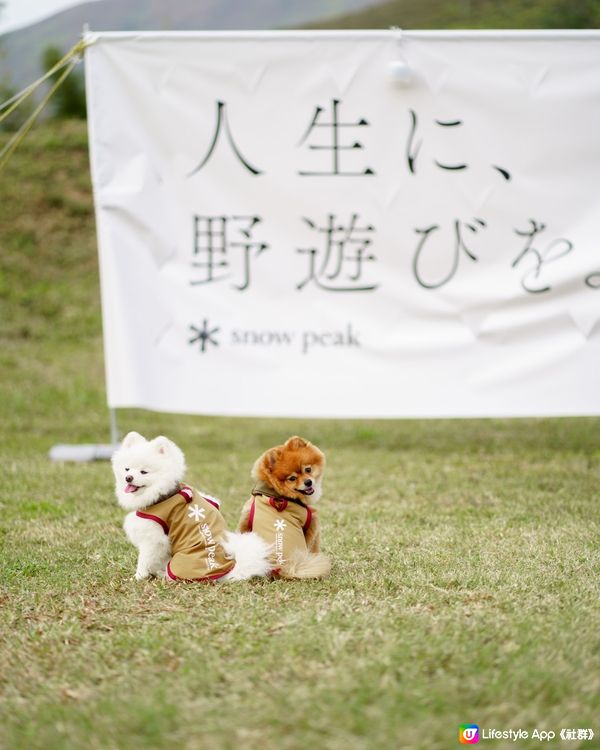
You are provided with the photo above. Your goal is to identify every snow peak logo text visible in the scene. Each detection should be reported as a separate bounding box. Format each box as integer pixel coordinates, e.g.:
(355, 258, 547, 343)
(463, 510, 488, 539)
(232, 323, 360, 355)
(273, 519, 286, 566)
(199, 522, 219, 571)
(186, 500, 220, 572)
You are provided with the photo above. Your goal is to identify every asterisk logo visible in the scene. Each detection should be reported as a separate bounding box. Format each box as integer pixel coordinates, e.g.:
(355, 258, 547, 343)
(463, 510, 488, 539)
(187, 504, 206, 521)
(274, 519, 287, 532)
(189, 319, 220, 353)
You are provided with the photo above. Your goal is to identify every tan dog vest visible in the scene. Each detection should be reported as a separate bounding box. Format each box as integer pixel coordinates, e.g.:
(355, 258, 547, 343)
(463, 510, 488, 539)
(136, 485, 235, 581)
(247, 493, 313, 572)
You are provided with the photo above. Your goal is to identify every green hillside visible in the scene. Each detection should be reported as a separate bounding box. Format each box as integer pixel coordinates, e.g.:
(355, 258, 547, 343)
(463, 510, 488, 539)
(306, 0, 600, 28)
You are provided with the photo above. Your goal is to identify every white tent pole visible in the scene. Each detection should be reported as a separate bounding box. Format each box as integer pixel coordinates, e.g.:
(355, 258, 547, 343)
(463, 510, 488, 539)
(109, 408, 119, 446)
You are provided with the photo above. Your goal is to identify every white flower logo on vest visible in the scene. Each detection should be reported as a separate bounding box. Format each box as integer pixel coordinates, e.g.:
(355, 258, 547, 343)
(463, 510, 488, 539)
(187, 504, 206, 521)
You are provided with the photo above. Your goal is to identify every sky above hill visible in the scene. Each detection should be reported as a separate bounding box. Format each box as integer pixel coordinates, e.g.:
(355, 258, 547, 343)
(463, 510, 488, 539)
(0, 0, 100, 34)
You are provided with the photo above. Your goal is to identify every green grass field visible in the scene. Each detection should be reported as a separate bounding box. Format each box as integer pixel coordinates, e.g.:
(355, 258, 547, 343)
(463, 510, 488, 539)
(1, 122, 599, 750)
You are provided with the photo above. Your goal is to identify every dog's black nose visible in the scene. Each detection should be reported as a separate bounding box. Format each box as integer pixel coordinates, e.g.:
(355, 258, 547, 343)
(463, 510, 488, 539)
(304, 478, 312, 488)
(126, 474, 133, 483)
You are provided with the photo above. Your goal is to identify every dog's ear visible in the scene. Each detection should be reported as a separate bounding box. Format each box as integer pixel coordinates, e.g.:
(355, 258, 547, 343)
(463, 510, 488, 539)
(152, 435, 181, 457)
(151, 436, 186, 477)
(122, 431, 146, 449)
(251, 447, 281, 480)
(284, 436, 309, 451)
(265, 448, 282, 468)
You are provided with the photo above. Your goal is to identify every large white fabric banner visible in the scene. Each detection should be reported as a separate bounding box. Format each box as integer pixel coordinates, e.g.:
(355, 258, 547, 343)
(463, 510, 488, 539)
(85, 30, 600, 417)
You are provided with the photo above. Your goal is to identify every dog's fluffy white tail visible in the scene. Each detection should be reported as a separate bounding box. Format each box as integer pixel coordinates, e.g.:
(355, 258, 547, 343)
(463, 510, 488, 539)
(221, 532, 273, 581)
(279, 550, 331, 580)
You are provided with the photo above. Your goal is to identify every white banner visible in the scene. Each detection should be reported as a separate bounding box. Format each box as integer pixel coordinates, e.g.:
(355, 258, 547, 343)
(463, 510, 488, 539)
(85, 30, 600, 418)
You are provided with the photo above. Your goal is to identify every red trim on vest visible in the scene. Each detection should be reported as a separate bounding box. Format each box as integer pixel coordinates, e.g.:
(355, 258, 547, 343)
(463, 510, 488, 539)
(202, 496, 220, 510)
(167, 561, 234, 583)
(248, 499, 256, 531)
(136, 510, 169, 535)
(178, 486, 193, 503)
(269, 497, 288, 512)
(303, 505, 313, 534)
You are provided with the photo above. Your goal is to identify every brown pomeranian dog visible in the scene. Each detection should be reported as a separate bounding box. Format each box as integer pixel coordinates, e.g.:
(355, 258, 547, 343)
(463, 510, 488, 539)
(238, 436, 331, 579)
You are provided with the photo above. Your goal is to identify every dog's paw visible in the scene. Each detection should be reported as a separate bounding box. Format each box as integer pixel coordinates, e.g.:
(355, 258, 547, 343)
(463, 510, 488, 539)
(134, 570, 150, 581)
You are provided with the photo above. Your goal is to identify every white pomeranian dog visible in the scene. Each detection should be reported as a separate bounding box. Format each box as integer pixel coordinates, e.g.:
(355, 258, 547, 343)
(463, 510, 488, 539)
(112, 431, 272, 582)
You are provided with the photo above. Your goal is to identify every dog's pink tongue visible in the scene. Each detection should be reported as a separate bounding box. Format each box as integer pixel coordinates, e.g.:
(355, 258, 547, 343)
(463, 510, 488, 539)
(124, 484, 138, 493)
